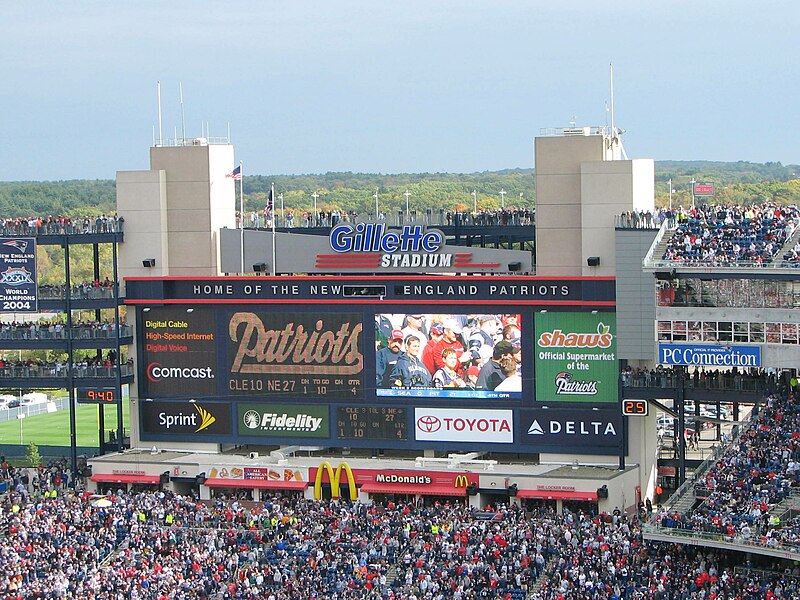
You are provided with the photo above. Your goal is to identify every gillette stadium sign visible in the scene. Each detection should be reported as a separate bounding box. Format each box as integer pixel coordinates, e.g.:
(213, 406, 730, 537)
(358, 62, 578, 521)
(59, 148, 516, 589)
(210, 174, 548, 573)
(219, 224, 532, 274)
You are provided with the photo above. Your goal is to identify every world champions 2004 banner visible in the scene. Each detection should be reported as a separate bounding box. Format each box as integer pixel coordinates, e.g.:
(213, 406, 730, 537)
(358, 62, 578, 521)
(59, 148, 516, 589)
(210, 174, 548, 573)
(534, 312, 618, 404)
(0, 238, 37, 313)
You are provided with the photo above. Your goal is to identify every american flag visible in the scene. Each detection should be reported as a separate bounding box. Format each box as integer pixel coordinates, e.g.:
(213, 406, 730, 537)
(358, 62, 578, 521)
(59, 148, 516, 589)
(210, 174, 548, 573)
(226, 165, 242, 180)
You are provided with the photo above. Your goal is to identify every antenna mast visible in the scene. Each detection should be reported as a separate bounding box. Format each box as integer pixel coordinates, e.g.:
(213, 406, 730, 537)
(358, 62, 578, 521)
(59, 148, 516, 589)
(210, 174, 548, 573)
(609, 63, 615, 135)
(157, 81, 163, 146)
(179, 82, 186, 143)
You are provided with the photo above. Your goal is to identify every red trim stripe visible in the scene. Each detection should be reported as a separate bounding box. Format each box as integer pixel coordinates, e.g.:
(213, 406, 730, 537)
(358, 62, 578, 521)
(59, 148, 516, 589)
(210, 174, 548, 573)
(125, 298, 616, 306)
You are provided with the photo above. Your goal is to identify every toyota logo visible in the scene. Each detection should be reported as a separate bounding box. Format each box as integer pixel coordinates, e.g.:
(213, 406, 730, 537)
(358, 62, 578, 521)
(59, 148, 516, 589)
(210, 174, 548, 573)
(416, 415, 441, 433)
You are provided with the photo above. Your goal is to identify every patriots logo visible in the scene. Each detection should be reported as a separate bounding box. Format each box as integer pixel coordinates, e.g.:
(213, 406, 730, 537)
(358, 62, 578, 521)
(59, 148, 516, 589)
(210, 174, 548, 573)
(2, 240, 28, 253)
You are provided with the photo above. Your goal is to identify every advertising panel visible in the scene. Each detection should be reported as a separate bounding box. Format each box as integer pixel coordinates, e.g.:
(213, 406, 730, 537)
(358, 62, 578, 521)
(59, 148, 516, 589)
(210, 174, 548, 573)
(658, 344, 761, 367)
(413, 408, 513, 443)
(693, 183, 715, 197)
(206, 465, 306, 482)
(140, 401, 233, 436)
(518, 408, 622, 449)
(0, 238, 37, 313)
(141, 308, 217, 397)
(237, 403, 330, 438)
(228, 311, 363, 398)
(534, 312, 618, 403)
(376, 313, 522, 399)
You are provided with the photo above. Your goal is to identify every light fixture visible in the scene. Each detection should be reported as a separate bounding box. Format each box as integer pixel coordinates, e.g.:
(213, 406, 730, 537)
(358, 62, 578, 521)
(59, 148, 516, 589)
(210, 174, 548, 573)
(186, 308, 194, 313)
(142, 258, 156, 268)
(587, 256, 600, 267)
(253, 263, 268, 272)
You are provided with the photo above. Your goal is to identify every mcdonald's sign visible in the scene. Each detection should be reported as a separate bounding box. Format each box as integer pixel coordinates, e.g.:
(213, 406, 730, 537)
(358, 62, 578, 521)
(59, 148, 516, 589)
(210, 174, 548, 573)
(454, 475, 470, 489)
(313, 461, 358, 501)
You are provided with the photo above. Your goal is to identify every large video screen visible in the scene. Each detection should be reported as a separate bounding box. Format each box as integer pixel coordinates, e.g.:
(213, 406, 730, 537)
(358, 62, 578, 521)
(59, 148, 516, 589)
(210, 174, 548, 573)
(140, 307, 218, 397)
(534, 311, 618, 403)
(375, 312, 522, 399)
(227, 311, 364, 398)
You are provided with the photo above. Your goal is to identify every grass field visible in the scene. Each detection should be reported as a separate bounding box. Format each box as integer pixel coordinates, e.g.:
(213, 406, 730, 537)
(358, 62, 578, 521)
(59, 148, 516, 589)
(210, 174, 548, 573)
(0, 403, 130, 448)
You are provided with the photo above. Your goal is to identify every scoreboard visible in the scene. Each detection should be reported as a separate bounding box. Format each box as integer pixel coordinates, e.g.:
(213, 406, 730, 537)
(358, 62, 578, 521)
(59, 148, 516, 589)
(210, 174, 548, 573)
(128, 275, 623, 455)
(337, 407, 408, 440)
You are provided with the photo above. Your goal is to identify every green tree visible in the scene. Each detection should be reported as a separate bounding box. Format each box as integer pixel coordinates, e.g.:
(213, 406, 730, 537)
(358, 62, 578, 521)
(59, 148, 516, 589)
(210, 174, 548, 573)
(26, 442, 42, 468)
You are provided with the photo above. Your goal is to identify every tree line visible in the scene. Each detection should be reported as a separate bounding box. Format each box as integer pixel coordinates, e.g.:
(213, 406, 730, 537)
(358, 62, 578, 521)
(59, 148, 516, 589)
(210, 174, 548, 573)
(1, 161, 799, 219)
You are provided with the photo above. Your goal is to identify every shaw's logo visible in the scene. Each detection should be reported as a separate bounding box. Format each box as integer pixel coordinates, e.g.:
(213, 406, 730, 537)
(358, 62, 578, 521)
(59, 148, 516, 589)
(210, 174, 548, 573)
(537, 323, 613, 348)
(0, 267, 34, 286)
(146, 362, 215, 382)
(554, 372, 599, 395)
(2, 240, 29, 253)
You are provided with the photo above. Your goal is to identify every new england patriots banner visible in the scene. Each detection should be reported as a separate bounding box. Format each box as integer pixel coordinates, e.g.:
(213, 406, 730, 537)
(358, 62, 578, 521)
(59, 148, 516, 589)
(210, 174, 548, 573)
(0, 238, 37, 313)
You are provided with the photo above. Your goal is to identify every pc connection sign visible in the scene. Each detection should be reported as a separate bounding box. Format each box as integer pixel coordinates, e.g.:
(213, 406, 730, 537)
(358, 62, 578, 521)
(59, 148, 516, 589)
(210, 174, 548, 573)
(659, 344, 761, 367)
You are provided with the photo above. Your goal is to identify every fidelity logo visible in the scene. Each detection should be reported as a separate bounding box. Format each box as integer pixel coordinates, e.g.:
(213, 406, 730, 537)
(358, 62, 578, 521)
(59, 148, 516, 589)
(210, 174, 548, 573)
(159, 404, 217, 433)
(242, 410, 324, 432)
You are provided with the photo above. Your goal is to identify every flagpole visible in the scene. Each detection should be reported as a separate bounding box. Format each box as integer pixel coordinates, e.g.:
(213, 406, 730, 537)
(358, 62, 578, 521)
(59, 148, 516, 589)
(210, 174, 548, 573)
(239, 160, 244, 274)
(271, 182, 277, 276)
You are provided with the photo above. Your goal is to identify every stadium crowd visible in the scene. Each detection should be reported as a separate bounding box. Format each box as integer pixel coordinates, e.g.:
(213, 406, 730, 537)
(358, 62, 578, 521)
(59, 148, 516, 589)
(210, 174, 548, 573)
(0, 354, 131, 379)
(657, 389, 800, 549)
(0, 216, 123, 236)
(37, 280, 118, 301)
(0, 320, 128, 341)
(660, 202, 800, 266)
(2, 481, 800, 599)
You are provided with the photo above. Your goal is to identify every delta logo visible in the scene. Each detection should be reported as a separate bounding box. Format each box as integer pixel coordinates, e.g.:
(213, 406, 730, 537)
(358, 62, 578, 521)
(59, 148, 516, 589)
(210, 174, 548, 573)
(537, 323, 613, 349)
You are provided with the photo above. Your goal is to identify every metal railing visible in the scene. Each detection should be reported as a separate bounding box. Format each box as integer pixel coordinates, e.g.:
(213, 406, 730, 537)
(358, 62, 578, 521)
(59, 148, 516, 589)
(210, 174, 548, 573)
(623, 373, 766, 393)
(642, 523, 800, 561)
(0, 364, 133, 378)
(37, 285, 118, 301)
(0, 325, 131, 340)
(0, 221, 123, 236)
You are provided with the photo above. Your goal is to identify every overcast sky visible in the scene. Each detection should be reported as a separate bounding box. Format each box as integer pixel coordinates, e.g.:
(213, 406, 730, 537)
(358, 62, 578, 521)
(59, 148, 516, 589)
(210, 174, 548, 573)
(2, 1, 798, 181)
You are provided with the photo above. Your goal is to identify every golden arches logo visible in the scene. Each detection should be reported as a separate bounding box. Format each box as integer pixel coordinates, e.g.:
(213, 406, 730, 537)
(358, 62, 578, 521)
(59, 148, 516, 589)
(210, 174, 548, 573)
(454, 475, 470, 488)
(193, 404, 217, 433)
(313, 461, 357, 501)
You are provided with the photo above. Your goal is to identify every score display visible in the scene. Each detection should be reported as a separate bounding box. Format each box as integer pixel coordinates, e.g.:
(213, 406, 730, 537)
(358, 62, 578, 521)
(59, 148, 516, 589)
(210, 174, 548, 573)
(337, 406, 408, 440)
(77, 387, 117, 404)
(622, 399, 648, 416)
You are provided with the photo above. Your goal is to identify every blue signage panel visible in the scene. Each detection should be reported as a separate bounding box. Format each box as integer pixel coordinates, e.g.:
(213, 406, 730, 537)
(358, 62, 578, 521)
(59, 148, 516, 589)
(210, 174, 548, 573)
(517, 408, 622, 451)
(658, 344, 761, 367)
(0, 238, 37, 313)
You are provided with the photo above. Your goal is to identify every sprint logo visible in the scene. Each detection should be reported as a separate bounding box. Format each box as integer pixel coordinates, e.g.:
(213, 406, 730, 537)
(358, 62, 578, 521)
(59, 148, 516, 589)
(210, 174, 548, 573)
(158, 404, 217, 432)
(194, 404, 216, 432)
